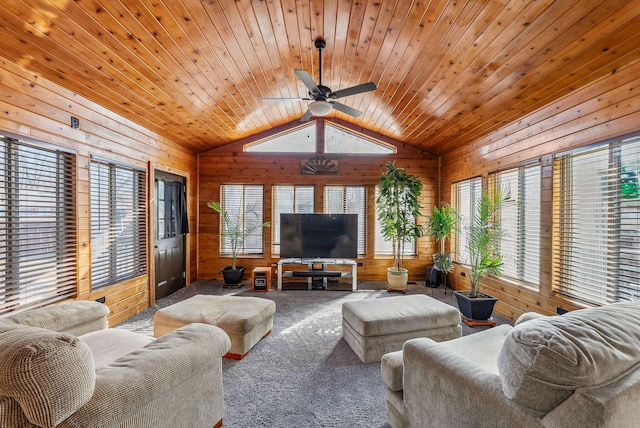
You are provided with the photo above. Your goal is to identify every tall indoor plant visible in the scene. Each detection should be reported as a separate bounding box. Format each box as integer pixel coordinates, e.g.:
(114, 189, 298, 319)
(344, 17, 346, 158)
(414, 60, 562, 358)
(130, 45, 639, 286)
(454, 190, 504, 321)
(425, 204, 459, 275)
(376, 162, 425, 292)
(207, 200, 270, 285)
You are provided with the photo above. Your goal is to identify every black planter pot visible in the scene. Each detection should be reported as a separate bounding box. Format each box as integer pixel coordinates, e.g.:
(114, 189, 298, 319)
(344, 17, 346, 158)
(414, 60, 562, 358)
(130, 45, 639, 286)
(453, 290, 498, 321)
(221, 266, 245, 285)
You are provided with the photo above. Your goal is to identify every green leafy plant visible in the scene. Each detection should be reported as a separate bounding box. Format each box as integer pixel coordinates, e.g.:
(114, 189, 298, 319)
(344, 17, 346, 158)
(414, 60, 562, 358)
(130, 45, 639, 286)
(207, 201, 270, 270)
(468, 191, 504, 298)
(425, 205, 459, 273)
(376, 162, 425, 272)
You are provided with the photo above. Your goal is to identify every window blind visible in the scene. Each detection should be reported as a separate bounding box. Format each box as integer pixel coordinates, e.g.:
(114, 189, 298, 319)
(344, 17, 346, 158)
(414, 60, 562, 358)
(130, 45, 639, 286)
(91, 159, 146, 289)
(451, 177, 482, 264)
(220, 184, 265, 255)
(374, 185, 415, 256)
(272, 185, 314, 254)
(324, 185, 366, 256)
(490, 165, 541, 286)
(0, 136, 77, 315)
(553, 135, 640, 304)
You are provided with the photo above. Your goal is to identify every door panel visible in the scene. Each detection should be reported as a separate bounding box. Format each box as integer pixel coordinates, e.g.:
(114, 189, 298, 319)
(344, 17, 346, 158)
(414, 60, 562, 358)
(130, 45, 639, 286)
(154, 171, 188, 300)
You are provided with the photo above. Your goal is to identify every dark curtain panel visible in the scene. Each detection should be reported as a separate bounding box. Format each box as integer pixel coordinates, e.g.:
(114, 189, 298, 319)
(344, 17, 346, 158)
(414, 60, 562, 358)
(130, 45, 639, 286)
(163, 181, 189, 236)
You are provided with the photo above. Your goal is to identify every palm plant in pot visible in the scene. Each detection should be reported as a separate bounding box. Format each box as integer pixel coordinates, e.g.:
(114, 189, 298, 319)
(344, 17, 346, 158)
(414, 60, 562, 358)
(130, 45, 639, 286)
(376, 162, 425, 292)
(207, 200, 270, 286)
(454, 190, 504, 322)
(425, 205, 459, 287)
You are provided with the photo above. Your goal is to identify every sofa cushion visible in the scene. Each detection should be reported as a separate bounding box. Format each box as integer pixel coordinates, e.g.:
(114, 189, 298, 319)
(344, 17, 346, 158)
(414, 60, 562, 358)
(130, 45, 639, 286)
(79, 328, 154, 368)
(0, 323, 95, 428)
(498, 301, 640, 414)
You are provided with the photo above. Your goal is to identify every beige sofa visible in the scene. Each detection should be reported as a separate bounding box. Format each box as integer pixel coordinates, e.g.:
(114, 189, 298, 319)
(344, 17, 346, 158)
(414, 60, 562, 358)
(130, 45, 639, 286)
(0, 301, 231, 428)
(381, 301, 640, 428)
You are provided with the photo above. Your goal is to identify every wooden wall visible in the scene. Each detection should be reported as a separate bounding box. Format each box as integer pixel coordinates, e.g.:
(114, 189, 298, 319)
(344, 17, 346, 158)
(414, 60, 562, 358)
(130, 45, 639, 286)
(440, 58, 640, 322)
(198, 119, 439, 283)
(0, 59, 199, 326)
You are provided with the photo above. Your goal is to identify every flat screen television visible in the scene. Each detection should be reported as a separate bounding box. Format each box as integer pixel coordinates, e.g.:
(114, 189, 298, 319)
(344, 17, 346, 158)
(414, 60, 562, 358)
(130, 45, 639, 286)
(279, 213, 358, 259)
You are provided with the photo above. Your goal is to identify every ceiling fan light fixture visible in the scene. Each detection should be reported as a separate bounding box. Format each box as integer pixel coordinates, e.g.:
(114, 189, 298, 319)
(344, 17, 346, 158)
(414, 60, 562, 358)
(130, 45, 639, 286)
(308, 100, 333, 116)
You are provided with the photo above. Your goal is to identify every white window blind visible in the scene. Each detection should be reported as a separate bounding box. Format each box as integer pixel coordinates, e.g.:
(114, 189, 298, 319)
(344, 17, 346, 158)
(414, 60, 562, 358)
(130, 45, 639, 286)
(0, 135, 77, 315)
(451, 177, 482, 263)
(91, 158, 147, 289)
(272, 185, 314, 254)
(324, 186, 366, 256)
(490, 164, 541, 286)
(374, 185, 415, 256)
(553, 135, 640, 304)
(220, 184, 265, 255)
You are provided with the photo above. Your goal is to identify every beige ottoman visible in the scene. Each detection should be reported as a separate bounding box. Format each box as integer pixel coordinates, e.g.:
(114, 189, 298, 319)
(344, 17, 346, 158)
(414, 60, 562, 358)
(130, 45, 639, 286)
(342, 294, 461, 363)
(154, 294, 276, 360)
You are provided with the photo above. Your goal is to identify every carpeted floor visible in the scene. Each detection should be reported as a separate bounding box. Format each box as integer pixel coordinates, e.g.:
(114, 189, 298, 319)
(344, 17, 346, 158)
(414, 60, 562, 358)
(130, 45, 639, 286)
(116, 280, 511, 428)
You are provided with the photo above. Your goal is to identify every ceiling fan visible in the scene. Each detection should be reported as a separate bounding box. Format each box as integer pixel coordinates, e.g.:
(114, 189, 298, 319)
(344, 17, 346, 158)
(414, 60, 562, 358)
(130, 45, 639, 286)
(262, 39, 377, 122)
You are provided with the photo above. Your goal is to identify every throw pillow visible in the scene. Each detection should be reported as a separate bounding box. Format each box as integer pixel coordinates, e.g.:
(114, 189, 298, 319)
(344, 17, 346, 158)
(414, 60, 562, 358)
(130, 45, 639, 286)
(498, 301, 640, 414)
(0, 323, 95, 428)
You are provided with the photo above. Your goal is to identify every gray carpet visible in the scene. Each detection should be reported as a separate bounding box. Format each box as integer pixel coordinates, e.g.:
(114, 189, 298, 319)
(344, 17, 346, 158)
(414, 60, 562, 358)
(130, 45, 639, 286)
(116, 280, 511, 427)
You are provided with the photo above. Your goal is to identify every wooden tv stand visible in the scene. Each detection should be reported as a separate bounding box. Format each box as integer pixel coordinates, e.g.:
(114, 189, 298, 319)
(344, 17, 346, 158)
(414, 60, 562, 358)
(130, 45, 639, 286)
(276, 258, 358, 292)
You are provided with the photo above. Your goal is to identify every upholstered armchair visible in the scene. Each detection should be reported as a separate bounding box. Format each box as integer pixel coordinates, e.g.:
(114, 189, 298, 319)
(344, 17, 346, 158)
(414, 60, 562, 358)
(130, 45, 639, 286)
(0, 301, 231, 428)
(381, 301, 640, 428)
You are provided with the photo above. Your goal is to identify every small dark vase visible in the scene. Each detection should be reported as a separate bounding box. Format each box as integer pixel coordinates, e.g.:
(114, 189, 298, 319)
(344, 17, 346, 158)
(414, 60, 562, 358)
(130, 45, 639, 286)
(454, 290, 498, 321)
(221, 266, 245, 285)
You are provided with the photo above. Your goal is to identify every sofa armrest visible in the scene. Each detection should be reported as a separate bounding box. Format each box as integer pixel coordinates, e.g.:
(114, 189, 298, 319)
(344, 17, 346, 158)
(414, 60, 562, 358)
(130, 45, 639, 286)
(381, 350, 404, 391)
(402, 331, 542, 428)
(2, 301, 109, 336)
(59, 323, 232, 428)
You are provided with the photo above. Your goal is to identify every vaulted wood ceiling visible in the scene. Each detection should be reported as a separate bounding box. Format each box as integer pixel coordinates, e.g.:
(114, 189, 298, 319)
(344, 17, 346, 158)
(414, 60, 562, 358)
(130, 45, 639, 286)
(1, 0, 638, 155)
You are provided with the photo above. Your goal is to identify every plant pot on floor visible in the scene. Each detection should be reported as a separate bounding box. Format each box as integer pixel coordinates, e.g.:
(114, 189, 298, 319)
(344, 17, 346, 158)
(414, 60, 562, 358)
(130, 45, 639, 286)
(453, 290, 498, 322)
(387, 267, 408, 292)
(221, 266, 245, 286)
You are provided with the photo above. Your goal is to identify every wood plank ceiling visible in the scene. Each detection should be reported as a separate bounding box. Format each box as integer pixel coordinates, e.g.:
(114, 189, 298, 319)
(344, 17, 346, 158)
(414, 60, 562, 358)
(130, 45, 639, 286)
(1, 0, 639, 155)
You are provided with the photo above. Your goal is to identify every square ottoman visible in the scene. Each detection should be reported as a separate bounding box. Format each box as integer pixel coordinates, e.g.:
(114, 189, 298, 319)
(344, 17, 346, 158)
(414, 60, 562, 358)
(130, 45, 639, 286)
(342, 294, 461, 363)
(154, 294, 276, 360)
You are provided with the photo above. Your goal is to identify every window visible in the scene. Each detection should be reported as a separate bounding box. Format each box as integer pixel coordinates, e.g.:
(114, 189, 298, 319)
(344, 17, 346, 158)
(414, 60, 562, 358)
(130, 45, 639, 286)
(325, 123, 395, 154)
(219, 184, 265, 255)
(489, 164, 541, 285)
(272, 185, 314, 254)
(324, 186, 366, 256)
(553, 134, 640, 305)
(0, 135, 76, 315)
(91, 158, 147, 289)
(451, 177, 482, 263)
(374, 186, 415, 256)
(244, 123, 316, 152)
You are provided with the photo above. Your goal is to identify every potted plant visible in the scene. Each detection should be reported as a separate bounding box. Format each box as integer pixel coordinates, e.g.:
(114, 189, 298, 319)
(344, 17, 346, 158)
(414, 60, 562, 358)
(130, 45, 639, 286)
(454, 190, 504, 321)
(425, 205, 459, 285)
(207, 200, 270, 285)
(376, 162, 425, 292)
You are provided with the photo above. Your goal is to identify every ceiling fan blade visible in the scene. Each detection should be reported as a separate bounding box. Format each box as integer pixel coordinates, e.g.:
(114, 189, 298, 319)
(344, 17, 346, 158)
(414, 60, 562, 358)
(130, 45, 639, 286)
(331, 82, 377, 99)
(294, 69, 320, 93)
(262, 97, 311, 102)
(331, 102, 362, 118)
(299, 109, 313, 122)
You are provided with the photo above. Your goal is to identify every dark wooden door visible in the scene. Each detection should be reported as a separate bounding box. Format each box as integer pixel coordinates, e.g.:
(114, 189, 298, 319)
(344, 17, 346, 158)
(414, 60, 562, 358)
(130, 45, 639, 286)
(154, 171, 188, 300)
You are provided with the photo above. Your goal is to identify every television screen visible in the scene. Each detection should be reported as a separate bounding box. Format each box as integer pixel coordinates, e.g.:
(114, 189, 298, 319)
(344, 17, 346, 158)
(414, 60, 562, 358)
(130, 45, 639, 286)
(280, 213, 358, 259)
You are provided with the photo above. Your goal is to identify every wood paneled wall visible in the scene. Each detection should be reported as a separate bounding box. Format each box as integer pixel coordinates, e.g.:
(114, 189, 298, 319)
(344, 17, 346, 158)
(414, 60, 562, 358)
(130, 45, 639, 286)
(440, 58, 640, 322)
(197, 120, 439, 282)
(0, 59, 198, 326)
